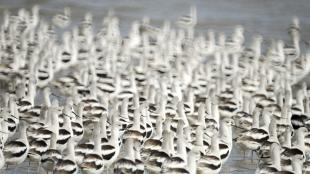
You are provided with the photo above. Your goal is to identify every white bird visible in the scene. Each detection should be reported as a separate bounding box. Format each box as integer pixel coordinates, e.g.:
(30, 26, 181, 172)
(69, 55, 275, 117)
(3, 120, 29, 166)
(197, 133, 222, 174)
(41, 107, 62, 173)
(52, 7, 71, 28)
(176, 6, 197, 39)
(235, 107, 269, 158)
(80, 121, 104, 174)
(113, 138, 137, 174)
(101, 111, 121, 169)
(53, 137, 78, 174)
(219, 118, 234, 164)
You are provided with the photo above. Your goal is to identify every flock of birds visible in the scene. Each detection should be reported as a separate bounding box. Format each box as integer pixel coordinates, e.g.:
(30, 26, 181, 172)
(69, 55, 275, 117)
(0, 5, 310, 174)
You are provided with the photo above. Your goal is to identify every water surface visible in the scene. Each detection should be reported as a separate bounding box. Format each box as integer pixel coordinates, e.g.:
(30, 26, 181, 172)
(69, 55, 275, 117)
(1, 0, 310, 173)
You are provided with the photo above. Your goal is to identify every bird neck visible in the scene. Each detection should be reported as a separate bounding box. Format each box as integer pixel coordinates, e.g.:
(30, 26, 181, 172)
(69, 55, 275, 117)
(292, 31, 300, 53)
(28, 82, 36, 105)
(177, 104, 189, 127)
(269, 120, 278, 140)
(50, 133, 57, 149)
(47, 56, 53, 77)
(212, 103, 220, 124)
(19, 123, 28, 142)
(130, 74, 137, 93)
(67, 138, 75, 159)
(51, 109, 59, 132)
(89, 86, 97, 101)
(232, 53, 239, 72)
(133, 94, 140, 109)
(159, 96, 167, 115)
(277, 90, 284, 108)
(252, 39, 261, 60)
(210, 135, 219, 153)
(222, 51, 229, 66)
(261, 111, 271, 130)
(122, 138, 135, 161)
(63, 116, 72, 134)
(292, 156, 302, 174)
(205, 97, 212, 115)
(195, 126, 204, 146)
(154, 117, 163, 138)
(110, 126, 119, 146)
(63, 33, 71, 51)
(283, 128, 292, 148)
(271, 143, 281, 171)
(219, 123, 232, 145)
(187, 151, 197, 174)
(177, 135, 187, 160)
(132, 110, 141, 130)
(41, 109, 49, 125)
(277, 42, 284, 56)
(243, 98, 250, 113)
(252, 109, 260, 129)
(162, 131, 173, 155)
(198, 105, 206, 127)
(296, 129, 305, 149)
(94, 124, 101, 153)
(184, 127, 192, 143)
(296, 90, 304, 111)
(100, 115, 107, 139)
(259, 75, 267, 92)
(186, 90, 194, 110)
(147, 86, 156, 104)
(120, 99, 129, 119)
(43, 90, 51, 107)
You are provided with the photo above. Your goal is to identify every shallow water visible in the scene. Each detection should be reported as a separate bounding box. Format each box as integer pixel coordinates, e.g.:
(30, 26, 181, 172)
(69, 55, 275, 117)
(1, 0, 310, 39)
(0, 0, 310, 173)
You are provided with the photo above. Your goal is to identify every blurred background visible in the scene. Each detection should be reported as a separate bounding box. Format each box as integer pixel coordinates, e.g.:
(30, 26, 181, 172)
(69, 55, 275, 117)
(1, 0, 310, 41)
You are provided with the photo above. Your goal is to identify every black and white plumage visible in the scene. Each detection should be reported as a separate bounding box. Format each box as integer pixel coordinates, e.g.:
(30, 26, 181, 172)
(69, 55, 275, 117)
(122, 108, 145, 144)
(219, 118, 233, 164)
(75, 141, 94, 166)
(144, 130, 173, 173)
(256, 143, 285, 174)
(204, 99, 220, 138)
(35, 51, 54, 88)
(80, 122, 104, 174)
(53, 138, 78, 174)
(176, 6, 197, 38)
(17, 78, 36, 113)
(71, 102, 84, 143)
(113, 138, 137, 174)
(141, 114, 163, 161)
(197, 133, 222, 174)
(52, 7, 71, 28)
(57, 103, 73, 152)
(162, 120, 188, 174)
(28, 138, 49, 162)
(3, 120, 29, 165)
(7, 97, 19, 136)
(101, 113, 121, 167)
(1, 5, 310, 174)
(235, 108, 269, 154)
(0, 146, 5, 170)
(41, 107, 61, 172)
